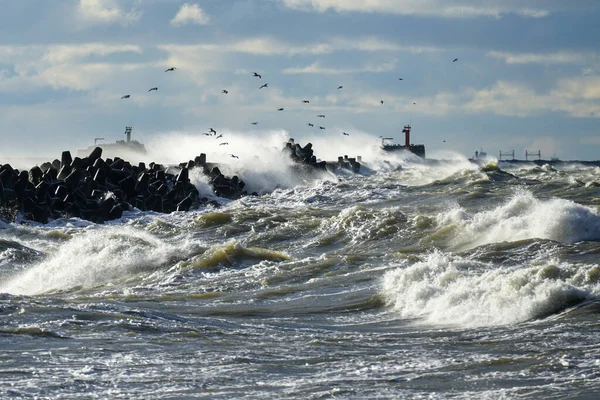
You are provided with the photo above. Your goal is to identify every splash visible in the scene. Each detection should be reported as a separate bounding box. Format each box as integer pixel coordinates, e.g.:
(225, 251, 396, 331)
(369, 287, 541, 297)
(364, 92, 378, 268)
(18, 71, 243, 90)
(0, 226, 185, 296)
(144, 129, 338, 194)
(381, 251, 598, 328)
(430, 189, 600, 250)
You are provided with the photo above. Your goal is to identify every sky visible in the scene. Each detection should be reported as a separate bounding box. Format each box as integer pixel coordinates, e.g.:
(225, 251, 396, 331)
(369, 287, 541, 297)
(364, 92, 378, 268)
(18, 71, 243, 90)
(0, 0, 599, 161)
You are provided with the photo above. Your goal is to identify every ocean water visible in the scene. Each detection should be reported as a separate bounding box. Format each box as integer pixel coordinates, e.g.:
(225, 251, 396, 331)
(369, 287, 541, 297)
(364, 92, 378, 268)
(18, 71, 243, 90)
(2, 135, 600, 399)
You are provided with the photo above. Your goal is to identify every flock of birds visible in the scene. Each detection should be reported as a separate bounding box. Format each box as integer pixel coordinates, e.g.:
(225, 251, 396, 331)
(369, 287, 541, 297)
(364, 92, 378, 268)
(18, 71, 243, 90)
(119, 58, 460, 159)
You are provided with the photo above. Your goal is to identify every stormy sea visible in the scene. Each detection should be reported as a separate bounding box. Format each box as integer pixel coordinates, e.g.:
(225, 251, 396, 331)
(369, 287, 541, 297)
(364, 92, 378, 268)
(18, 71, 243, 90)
(2, 131, 600, 399)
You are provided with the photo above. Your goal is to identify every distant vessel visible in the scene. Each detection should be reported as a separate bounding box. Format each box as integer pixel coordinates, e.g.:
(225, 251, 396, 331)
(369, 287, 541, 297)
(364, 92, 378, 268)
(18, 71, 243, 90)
(77, 126, 147, 159)
(381, 125, 426, 158)
(470, 148, 488, 161)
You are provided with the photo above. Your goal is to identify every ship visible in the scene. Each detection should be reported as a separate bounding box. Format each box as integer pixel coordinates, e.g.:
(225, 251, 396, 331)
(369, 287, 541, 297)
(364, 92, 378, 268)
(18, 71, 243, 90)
(77, 126, 147, 160)
(469, 147, 489, 162)
(381, 125, 426, 158)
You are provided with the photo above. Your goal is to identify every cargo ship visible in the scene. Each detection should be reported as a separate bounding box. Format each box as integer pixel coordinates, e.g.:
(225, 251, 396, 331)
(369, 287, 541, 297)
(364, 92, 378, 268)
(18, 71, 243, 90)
(381, 125, 425, 158)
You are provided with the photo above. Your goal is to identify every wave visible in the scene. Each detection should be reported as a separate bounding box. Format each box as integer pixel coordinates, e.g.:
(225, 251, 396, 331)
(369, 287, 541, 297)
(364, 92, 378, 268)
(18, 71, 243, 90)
(0, 226, 188, 296)
(188, 241, 290, 270)
(426, 189, 600, 250)
(381, 251, 600, 328)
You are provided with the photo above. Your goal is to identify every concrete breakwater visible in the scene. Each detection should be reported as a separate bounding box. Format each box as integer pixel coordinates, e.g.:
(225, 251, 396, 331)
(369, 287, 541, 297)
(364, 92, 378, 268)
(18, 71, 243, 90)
(0, 147, 245, 224)
(0, 139, 358, 224)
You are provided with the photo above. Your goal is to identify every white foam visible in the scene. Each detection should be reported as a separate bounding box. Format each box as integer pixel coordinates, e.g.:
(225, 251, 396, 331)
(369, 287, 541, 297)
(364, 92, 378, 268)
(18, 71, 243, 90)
(381, 251, 598, 328)
(434, 189, 600, 250)
(0, 225, 185, 296)
(144, 130, 339, 194)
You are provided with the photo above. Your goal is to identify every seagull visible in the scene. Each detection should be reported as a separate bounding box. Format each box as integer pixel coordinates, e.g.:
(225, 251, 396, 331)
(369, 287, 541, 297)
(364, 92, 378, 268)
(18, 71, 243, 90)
(121, 95, 130, 99)
(307, 123, 314, 127)
(229, 154, 239, 159)
(209, 128, 217, 134)
(380, 100, 384, 105)
(251, 122, 258, 125)
(222, 89, 228, 94)
(148, 87, 158, 92)
(319, 126, 325, 130)
(302, 100, 310, 103)
(253, 72, 261, 78)
(337, 86, 343, 89)
(219, 142, 228, 146)
(453, 58, 458, 62)
(165, 67, 177, 72)
(317, 114, 325, 118)
(342, 132, 349, 136)
(259, 83, 268, 89)
(277, 108, 284, 111)
(216, 134, 223, 139)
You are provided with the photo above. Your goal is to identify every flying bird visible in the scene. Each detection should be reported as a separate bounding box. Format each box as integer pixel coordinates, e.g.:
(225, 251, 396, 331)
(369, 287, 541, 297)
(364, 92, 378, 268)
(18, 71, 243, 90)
(259, 83, 268, 89)
(342, 132, 349, 136)
(219, 142, 228, 146)
(229, 154, 239, 159)
(307, 123, 314, 127)
(215, 134, 223, 139)
(277, 108, 284, 111)
(337, 86, 343, 89)
(398, 78, 403, 80)
(319, 126, 325, 130)
(222, 89, 228, 94)
(202, 133, 211, 136)
(121, 95, 130, 99)
(453, 58, 458, 62)
(251, 122, 258, 125)
(317, 114, 325, 118)
(253, 72, 262, 78)
(148, 87, 158, 92)
(302, 100, 310, 103)
(209, 128, 217, 134)
(165, 67, 177, 72)
(380, 100, 384, 105)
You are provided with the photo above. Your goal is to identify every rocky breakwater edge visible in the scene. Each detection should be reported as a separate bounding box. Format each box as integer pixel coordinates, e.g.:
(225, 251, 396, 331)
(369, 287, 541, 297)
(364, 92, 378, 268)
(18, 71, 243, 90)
(0, 139, 360, 224)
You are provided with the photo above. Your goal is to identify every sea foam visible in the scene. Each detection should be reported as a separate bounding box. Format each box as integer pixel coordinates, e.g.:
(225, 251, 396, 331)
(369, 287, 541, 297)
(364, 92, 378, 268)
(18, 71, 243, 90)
(381, 251, 599, 328)
(432, 189, 600, 250)
(0, 226, 186, 296)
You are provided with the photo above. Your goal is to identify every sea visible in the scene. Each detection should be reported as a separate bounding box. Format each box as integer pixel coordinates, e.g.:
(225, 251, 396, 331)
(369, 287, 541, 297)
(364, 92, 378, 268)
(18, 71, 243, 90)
(1, 131, 600, 399)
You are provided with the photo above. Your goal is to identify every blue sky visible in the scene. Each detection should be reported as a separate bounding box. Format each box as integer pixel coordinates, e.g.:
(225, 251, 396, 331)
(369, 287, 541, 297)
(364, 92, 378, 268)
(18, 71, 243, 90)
(0, 0, 599, 160)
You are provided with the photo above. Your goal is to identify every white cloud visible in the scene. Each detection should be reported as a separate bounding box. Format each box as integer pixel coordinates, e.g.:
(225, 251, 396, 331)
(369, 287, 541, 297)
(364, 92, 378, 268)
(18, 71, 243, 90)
(352, 78, 600, 119)
(0, 44, 145, 93)
(42, 43, 142, 64)
(275, 0, 549, 18)
(158, 36, 443, 57)
(283, 60, 398, 74)
(488, 50, 596, 65)
(78, 0, 140, 25)
(170, 3, 210, 26)
(465, 79, 600, 118)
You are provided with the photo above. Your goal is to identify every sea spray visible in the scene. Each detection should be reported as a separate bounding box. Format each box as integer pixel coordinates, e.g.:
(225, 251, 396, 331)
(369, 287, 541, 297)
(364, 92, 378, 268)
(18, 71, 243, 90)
(429, 189, 600, 250)
(0, 226, 187, 296)
(381, 251, 598, 328)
